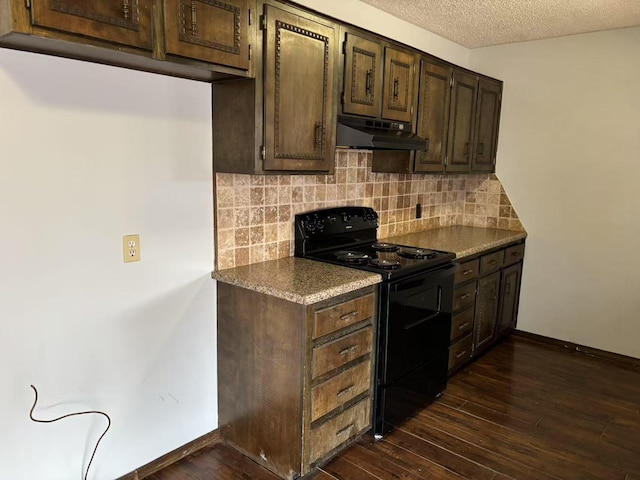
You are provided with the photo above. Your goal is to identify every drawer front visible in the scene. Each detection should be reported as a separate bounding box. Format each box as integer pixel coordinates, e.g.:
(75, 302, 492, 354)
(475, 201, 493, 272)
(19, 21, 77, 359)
(451, 308, 474, 342)
(480, 250, 505, 274)
(311, 359, 372, 422)
(449, 334, 473, 372)
(312, 327, 374, 379)
(310, 397, 371, 463)
(452, 283, 476, 313)
(454, 259, 479, 285)
(314, 294, 375, 339)
(504, 244, 525, 266)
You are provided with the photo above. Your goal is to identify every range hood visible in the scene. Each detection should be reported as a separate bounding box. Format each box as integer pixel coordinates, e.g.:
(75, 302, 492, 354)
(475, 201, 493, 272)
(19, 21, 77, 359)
(336, 115, 429, 151)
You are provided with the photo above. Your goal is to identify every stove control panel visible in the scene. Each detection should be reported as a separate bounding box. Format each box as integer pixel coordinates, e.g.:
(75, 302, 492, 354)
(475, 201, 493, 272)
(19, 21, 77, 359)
(297, 207, 378, 238)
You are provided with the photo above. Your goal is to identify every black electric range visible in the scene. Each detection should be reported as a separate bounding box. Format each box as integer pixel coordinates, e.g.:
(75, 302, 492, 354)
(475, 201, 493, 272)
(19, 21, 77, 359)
(295, 206, 456, 438)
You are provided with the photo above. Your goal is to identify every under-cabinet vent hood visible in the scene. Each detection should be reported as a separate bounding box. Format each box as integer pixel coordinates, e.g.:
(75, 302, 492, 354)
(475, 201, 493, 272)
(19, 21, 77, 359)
(336, 115, 429, 151)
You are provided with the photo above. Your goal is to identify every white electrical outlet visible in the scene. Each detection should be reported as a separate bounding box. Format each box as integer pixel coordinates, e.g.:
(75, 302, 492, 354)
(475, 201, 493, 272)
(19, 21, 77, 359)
(123, 234, 140, 263)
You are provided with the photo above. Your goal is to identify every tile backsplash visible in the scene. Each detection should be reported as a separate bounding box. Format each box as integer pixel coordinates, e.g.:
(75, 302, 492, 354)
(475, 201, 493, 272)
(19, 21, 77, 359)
(214, 150, 523, 270)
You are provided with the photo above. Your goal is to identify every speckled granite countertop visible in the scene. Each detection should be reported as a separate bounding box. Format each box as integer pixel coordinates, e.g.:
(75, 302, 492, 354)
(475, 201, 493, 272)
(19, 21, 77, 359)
(212, 256, 381, 305)
(383, 226, 527, 260)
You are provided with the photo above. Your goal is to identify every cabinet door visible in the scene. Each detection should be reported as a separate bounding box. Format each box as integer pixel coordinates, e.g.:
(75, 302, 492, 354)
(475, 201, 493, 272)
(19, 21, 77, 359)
(381, 47, 416, 122)
(263, 5, 336, 172)
(164, 0, 250, 70)
(446, 70, 477, 172)
(472, 77, 502, 172)
(473, 271, 500, 355)
(497, 262, 522, 337)
(342, 33, 383, 117)
(414, 59, 451, 172)
(30, 0, 152, 49)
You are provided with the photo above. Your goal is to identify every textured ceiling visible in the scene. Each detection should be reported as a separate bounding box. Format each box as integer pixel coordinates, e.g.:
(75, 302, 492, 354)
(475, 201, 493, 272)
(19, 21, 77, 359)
(358, 0, 640, 48)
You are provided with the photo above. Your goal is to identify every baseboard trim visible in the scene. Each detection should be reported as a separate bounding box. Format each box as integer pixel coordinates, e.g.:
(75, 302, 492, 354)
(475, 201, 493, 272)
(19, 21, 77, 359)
(116, 429, 221, 480)
(512, 330, 640, 371)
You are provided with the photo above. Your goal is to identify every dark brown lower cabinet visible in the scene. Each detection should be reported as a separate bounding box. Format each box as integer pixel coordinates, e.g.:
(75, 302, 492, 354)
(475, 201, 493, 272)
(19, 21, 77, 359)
(473, 271, 500, 355)
(448, 241, 525, 375)
(497, 261, 523, 337)
(217, 283, 377, 480)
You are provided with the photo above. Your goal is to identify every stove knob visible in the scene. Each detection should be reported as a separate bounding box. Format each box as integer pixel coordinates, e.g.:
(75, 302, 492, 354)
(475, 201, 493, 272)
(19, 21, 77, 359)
(317, 218, 325, 231)
(342, 213, 351, 223)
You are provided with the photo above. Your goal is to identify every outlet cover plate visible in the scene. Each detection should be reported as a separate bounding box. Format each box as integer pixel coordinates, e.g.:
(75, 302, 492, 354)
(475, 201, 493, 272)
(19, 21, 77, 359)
(123, 234, 140, 263)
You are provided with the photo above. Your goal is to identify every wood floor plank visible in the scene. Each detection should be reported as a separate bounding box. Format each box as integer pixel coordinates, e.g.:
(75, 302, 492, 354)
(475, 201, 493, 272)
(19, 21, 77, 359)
(139, 336, 640, 480)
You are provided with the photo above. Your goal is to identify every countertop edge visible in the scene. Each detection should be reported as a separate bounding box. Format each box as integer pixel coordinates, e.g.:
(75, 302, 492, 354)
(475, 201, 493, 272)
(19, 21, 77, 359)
(454, 231, 527, 260)
(212, 270, 381, 305)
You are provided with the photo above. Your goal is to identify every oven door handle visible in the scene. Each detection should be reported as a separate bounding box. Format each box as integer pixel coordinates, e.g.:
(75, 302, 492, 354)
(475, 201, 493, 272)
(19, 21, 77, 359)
(403, 287, 442, 330)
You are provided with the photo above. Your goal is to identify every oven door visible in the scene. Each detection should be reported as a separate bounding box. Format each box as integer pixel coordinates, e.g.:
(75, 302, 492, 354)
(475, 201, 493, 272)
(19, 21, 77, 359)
(374, 263, 454, 437)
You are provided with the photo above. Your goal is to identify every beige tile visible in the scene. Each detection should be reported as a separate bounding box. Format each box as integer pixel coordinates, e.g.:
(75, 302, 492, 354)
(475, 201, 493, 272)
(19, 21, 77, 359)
(234, 174, 251, 186)
(278, 240, 292, 258)
(265, 176, 279, 186)
(292, 186, 304, 204)
(250, 176, 264, 186)
(235, 227, 250, 247)
(250, 226, 264, 245)
(278, 186, 292, 204)
(218, 229, 235, 250)
(278, 175, 291, 186)
(216, 173, 233, 187)
(265, 242, 279, 261)
(234, 247, 250, 267)
(265, 186, 278, 205)
(498, 218, 510, 230)
(265, 206, 278, 224)
(217, 187, 235, 209)
(235, 208, 250, 228)
(250, 244, 265, 263)
(278, 205, 291, 222)
(250, 207, 265, 225)
(217, 208, 235, 230)
(251, 186, 265, 205)
(236, 187, 251, 207)
(278, 222, 292, 241)
(264, 224, 278, 243)
(217, 249, 235, 270)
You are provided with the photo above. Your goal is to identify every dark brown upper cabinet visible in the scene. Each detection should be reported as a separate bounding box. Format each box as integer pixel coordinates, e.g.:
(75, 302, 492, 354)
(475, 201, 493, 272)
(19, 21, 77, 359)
(0, 0, 254, 81)
(29, 0, 153, 50)
(212, 1, 339, 174)
(414, 59, 452, 173)
(341, 31, 415, 123)
(472, 77, 502, 172)
(342, 32, 383, 118)
(381, 47, 416, 123)
(164, 0, 251, 71)
(446, 69, 478, 172)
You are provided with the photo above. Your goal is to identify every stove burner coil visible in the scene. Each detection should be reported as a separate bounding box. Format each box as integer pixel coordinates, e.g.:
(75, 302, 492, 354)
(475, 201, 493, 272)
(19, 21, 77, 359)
(334, 251, 372, 264)
(370, 258, 401, 269)
(371, 242, 400, 252)
(397, 247, 437, 260)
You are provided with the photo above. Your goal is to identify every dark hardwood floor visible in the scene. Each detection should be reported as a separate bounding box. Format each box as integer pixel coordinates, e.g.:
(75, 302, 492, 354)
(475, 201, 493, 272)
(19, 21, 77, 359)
(147, 336, 640, 480)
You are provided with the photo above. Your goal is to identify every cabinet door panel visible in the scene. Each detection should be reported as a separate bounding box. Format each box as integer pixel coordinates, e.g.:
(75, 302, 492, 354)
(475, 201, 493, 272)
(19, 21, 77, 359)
(263, 5, 335, 171)
(497, 262, 522, 337)
(164, 0, 250, 70)
(473, 77, 502, 172)
(382, 47, 415, 122)
(415, 60, 451, 172)
(31, 0, 152, 49)
(343, 33, 383, 117)
(447, 70, 477, 172)
(473, 271, 500, 355)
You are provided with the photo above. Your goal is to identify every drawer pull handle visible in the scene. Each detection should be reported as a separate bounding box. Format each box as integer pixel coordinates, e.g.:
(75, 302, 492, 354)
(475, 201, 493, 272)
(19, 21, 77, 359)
(339, 345, 358, 356)
(462, 269, 473, 275)
(455, 350, 468, 359)
(490, 260, 497, 265)
(458, 322, 469, 330)
(335, 423, 354, 437)
(337, 385, 355, 398)
(339, 310, 359, 321)
(459, 293, 470, 300)
(511, 251, 521, 257)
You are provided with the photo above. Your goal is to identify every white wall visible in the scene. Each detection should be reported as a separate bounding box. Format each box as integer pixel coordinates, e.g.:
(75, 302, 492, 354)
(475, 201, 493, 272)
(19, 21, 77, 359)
(0, 49, 216, 479)
(293, 0, 469, 67)
(469, 27, 640, 358)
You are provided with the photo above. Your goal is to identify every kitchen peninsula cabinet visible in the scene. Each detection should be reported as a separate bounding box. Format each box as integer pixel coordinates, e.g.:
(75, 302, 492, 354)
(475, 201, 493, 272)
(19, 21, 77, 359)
(217, 282, 377, 479)
(213, 1, 339, 173)
(0, 0, 254, 81)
